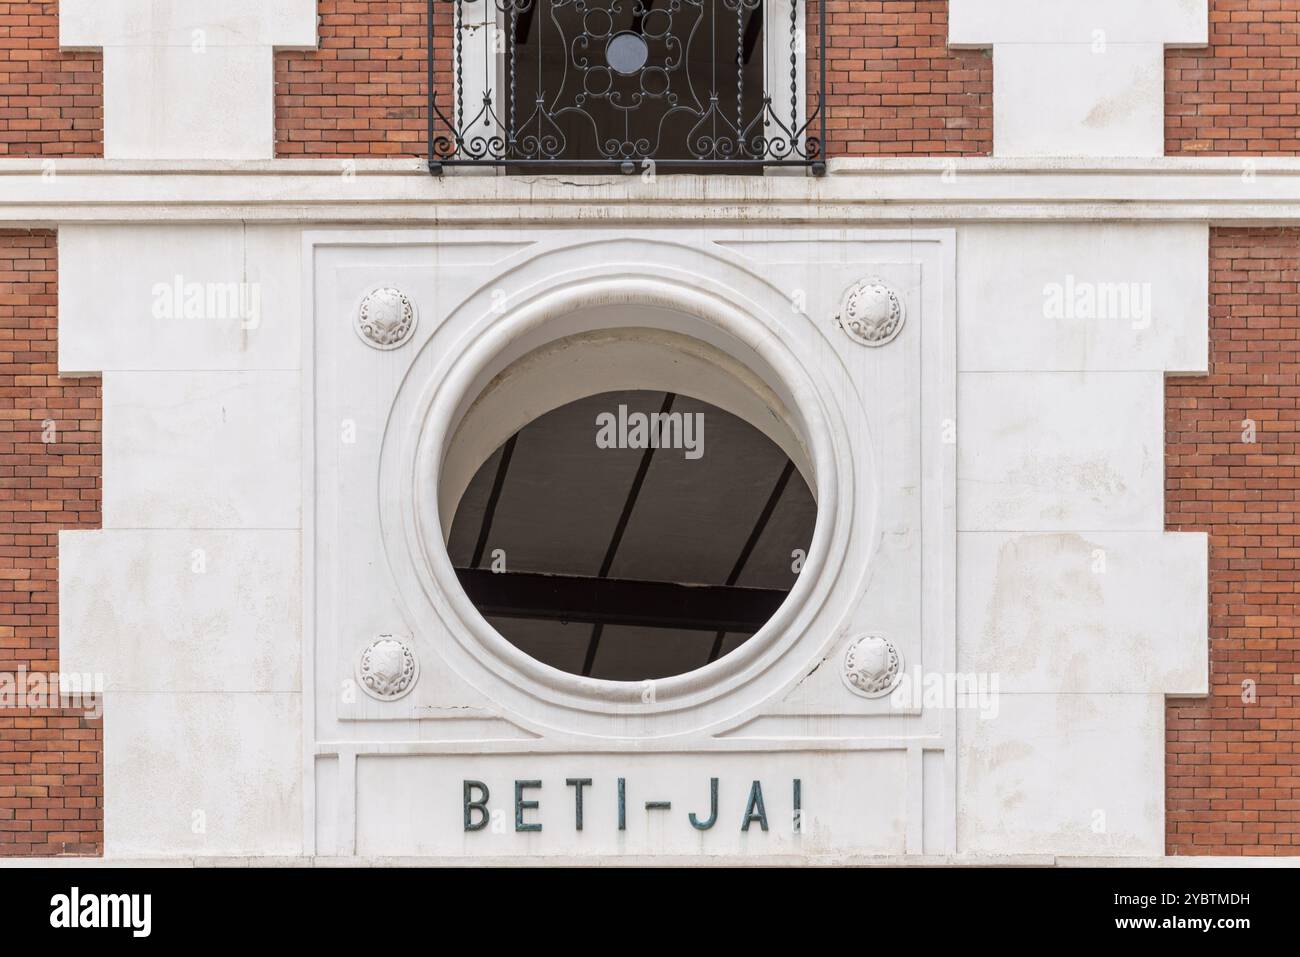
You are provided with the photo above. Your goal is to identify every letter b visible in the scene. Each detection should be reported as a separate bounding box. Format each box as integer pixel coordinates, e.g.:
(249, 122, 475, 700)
(464, 780, 490, 831)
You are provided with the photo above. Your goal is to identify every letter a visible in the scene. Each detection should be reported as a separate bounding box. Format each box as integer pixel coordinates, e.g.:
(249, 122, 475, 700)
(741, 780, 768, 832)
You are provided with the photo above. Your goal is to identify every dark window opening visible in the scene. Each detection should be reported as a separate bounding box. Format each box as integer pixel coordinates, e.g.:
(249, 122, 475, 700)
(505, 0, 766, 170)
(447, 390, 816, 681)
(428, 0, 828, 173)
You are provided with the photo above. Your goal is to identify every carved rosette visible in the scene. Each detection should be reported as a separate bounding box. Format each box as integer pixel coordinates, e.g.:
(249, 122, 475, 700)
(842, 632, 904, 699)
(355, 287, 417, 350)
(357, 636, 419, 701)
(835, 278, 905, 347)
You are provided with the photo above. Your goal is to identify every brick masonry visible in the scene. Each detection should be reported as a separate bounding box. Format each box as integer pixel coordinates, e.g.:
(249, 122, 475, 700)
(1167, 0, 1300, 155)
(0, 230, 102, 857)
(1166, 227, 1300, 856)
(8, 0, 1300, 161)
(813, 0, 992, 157)
(275, 0, 432, 158)
(0, 1, 101, 157)
(0, 1, 1295, 859)
(274, 0, 992, 159)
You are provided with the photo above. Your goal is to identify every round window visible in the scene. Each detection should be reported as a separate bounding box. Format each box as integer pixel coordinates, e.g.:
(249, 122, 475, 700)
(446, 389, 816, 681)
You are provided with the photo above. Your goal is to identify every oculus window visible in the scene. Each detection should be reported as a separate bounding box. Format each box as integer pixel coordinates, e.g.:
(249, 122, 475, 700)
(447, 390, 816, 680)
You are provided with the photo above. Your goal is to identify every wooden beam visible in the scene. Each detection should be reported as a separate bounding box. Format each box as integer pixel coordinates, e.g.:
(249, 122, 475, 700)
(455, 568, 787, 634)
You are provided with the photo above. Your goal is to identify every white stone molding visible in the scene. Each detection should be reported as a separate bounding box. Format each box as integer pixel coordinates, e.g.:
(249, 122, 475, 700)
(948, 0, 1209, 158)
(59, 0, 318, 160)
(842, 633, 904, 699)
(13, 159, 1300, 225)
(835, 278, 906, 347)
(355, 287, 419, 350)
(357, 637, 420, 701)
(302, 227, 957, 856)
(404, 276, 850, 736)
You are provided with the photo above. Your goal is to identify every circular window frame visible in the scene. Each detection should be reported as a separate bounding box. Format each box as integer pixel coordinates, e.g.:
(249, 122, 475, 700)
(439, 340, 818, 681)
(383, 267, 864, 738)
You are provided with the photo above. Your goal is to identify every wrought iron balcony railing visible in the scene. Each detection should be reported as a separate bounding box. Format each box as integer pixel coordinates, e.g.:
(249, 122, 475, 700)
(425, 0, 826, 174)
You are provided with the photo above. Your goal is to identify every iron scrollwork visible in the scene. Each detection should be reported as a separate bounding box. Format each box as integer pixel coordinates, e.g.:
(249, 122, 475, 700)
(427, 0, 826, 173)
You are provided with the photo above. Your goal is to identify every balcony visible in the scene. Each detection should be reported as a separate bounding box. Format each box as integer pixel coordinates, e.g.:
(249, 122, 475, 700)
(425, 0, 826, 174)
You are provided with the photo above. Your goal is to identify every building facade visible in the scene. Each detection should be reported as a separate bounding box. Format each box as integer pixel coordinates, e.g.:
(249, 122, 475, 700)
(0, 0, 1296, 861)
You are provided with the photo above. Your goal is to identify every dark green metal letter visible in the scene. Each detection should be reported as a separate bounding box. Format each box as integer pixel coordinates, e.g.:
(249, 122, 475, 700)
(566, 778, 592, 831)
(689, 777, 719, 830)
(515, 779, 542, 832)
(741, 780, 768, 832)
(463, 780, 490, 832)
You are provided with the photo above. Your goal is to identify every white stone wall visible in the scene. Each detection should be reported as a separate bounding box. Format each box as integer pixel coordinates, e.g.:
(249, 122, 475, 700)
(59, 0, 317, 160)
(46, 0, 1218, 861)
(54, 215, 1209, 859)
(954, 223, 1209, 855)
(59, 224, 305, 856)
(950, 1, 1209, 157)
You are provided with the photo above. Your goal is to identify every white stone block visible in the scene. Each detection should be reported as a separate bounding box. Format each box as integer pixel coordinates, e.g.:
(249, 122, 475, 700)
(60, 0, 318, 160)
(104, 692, 301, 857)
(60, 0, 318, 48)
(949, 0, 1207, 46)
(354, 751, 908, 857)
(948, 1, 1208, 158)
(958, 531, 1208, 694)
(102, 46, 275, 160)
(958, 224, 1208, 372)
(958, 693, 1165, 856)
(59, 224, 301, 373)
(60, 529, 301, 693)
(995, 43, 1165, 158)
(958, 372, 1164, 532)
(102, 371, 300, 530)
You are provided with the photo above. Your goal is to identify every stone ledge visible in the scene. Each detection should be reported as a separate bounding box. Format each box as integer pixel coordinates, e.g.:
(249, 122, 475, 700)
(2, 854, 1297, 868)
(0, 158, 1296, 226)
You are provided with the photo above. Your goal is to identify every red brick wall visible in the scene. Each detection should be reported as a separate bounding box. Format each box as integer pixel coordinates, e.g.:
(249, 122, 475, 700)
(814, 0, 992, 157)
(1167, 0, 1300, 155)
(274, 0, 992, 159)
(276, 0, 432, 158)
(29, 0, 1300, 162)
(0, 1, 101, 157)
(0, 230, 102, 857)
(1166, 227, 1300, 856)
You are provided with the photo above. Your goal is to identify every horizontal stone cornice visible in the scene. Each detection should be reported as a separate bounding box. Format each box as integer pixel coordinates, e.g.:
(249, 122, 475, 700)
(1, 158, 1298, 225)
